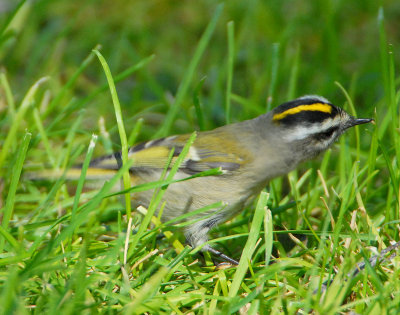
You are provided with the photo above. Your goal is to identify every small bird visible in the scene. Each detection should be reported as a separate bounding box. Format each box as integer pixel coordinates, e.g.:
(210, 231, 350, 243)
(38, 95, 373, 264)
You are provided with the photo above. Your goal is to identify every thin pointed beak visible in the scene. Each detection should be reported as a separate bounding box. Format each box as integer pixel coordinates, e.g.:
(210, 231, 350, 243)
(352, 118, 374, 126)
(346, 117, 374, 129)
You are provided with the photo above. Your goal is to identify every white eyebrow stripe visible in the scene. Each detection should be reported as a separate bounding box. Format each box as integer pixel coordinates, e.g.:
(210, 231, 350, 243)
(283, 125, 322, 141)
(297, 95, 330, 103)
(283, 117, 340, 141)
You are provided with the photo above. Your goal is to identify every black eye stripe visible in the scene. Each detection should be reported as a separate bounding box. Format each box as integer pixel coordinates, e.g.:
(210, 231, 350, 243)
(314, 126, 338, 140)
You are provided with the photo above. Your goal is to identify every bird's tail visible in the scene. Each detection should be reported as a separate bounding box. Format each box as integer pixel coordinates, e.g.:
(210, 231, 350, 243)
(25, 167, 118, 181)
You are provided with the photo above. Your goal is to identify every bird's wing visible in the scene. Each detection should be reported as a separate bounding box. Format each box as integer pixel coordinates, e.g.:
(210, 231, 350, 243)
(89, 131, 251, 175)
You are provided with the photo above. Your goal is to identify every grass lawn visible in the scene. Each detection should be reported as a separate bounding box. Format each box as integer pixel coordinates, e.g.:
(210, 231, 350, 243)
(1, 0, 400, 313)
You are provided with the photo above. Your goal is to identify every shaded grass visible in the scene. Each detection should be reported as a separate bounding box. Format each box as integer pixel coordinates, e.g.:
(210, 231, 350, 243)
(0, 0, 400, 313)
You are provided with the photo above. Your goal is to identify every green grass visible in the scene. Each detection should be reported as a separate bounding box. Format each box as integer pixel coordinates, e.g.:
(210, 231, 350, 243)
(1, 0, 400, 313)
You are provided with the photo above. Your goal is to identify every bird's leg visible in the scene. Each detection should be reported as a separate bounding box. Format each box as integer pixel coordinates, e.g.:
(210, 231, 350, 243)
(203, 245, 239, 265)
(185, 223, 239, 266)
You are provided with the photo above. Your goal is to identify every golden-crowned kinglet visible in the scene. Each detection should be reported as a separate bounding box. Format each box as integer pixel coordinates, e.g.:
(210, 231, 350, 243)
(38, 95, 373, 264)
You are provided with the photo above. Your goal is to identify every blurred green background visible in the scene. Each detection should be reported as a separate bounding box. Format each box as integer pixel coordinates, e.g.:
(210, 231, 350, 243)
(3, 0, 399, 141)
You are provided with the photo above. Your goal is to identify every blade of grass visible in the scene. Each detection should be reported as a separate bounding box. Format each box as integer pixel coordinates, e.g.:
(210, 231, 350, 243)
(193, 77, 206, 131)
(42, 54, 154, 137)
(388, 45, 400, 165)
(93, 49, 132, 219)
(78, 54, 155, 109)
(324, 162, 359, 291)
(0, 0, 26, 40)
(225, 20, 234, 124)
(98, 116, 113, 154)
(44, 45, 101, 117)
(128, 117, 144, 147)
(0, 224, 23, 254)
(0, 76, 48, 172)
(378, 8, 399, 166)
(264, 209, 273, 266)
(379, 140, 399, 220)
(366, 110, 378, 197)
(108, 166, 221, 197)
(24, 158, 134, 265)
(33, 107, 56, 166)
(0, 71, 15, 118)
(71, 134, 98, 220)
(286, 43, 300, 100)
(56, 109, 86, 169)
(124, 267, 169, 313)
(32, 145, 85, 222)
(0, 131, 31, 252)
(266, 43, 280, 110)
(127, 132, 197, 259)
(378, 7, 389, 106)
(156, 3, 223, 137)
(228, 192, 269, 297)
(335, 82, 362, 159)
(0, 267, 19, 314)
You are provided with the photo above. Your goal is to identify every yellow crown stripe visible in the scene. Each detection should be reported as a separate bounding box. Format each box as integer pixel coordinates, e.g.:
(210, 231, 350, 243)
(273, 103, 332, 121)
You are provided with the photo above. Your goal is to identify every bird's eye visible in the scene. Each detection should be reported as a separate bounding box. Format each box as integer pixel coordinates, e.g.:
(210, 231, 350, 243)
(315, 127, 337, 140)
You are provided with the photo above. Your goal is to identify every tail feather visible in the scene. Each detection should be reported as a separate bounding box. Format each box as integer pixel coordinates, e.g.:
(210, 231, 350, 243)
(25, 167, 117, 181)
